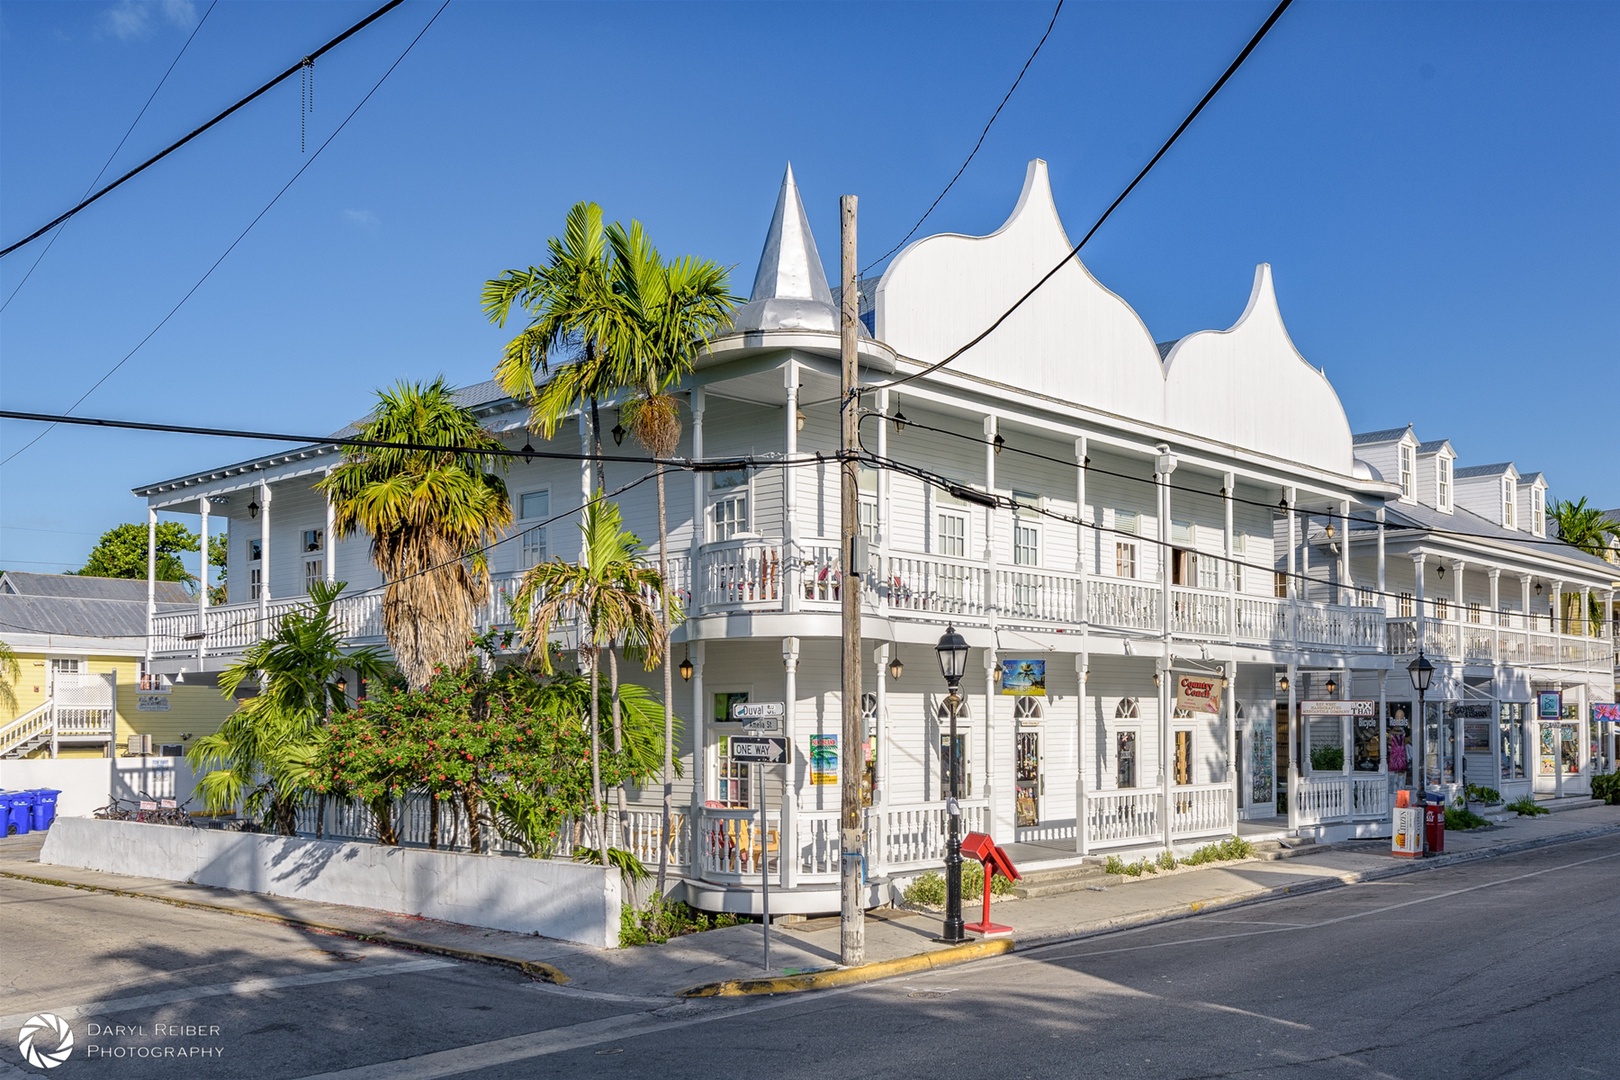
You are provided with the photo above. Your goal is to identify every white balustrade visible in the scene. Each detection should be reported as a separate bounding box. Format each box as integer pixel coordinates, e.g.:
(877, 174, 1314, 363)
(871, 800, 989, 872)
(1171, 587, 1229, 638)
(1085, 788, 1162, 848)
(1088, 579, 1159, 633)
(699, 540, 784, 610)
(886, 554, 988, 619)
(997, 568, 1081, 625)
(1236, 596, 1290, 645)
(1168, 782, 1234, 838)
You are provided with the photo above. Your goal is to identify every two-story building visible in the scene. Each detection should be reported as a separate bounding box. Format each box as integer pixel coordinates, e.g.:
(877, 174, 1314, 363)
(128, 160, 1615, 912)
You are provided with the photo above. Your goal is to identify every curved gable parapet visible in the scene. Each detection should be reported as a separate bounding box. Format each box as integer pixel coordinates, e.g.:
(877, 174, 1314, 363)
(875, 159, 1166, 421)
(1162, 264, 1354, 476)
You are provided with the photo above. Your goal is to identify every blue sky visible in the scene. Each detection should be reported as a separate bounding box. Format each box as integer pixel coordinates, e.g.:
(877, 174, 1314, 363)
(2, 0, 1616, 577)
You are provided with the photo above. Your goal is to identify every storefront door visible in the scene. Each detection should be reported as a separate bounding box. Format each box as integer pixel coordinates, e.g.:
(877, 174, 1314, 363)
(1015, 730, 1040, 827)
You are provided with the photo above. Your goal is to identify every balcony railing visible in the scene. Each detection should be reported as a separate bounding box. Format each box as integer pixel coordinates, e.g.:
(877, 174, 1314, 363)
(1384, 614, 1612, 670)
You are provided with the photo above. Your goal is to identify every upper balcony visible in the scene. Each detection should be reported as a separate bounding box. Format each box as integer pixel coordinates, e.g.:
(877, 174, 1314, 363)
(1385, 612, 1615, 673)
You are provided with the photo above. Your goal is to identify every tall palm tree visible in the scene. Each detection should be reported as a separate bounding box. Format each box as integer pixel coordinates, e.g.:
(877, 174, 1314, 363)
(483, 201, 636, 488)
(318, 379, 511, 689)
(1548, 497, 1620, 633)
(0, 639, 19, 715)
(608, 219, 738, 893)
(514, 496, 667, 853)
(189, 581, 388, 834)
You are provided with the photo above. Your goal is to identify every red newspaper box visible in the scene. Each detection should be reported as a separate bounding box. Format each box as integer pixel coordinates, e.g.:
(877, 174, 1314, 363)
(960, 832, 1022, 938)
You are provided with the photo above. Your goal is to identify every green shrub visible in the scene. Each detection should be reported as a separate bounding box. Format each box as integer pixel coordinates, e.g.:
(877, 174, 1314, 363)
(1104, 855, 1128, 875)
(1156, 851, 1178, 871)
(1591, 773, 1620, 805)
(1505, 796, 1548, 817)
(902, 869, 1013, 908)
(1465, 784, 1502, 805)
(1445, 807, 1489, 830)
(1309, 745, 1345, 771)
(619, 894, 741, 947)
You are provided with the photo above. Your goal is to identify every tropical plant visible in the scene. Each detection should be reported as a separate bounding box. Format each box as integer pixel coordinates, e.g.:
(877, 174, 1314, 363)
(605, 220, 737, 894)
(188, 581, 388, 834)
(318, 379, 511, 689)
(74, 521, 201, 584)
(0, 639, 19, 714)
(514, 496, 667, 851)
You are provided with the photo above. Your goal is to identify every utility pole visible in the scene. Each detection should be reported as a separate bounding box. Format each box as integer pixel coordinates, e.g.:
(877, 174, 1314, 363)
(839, 194, 865, 966)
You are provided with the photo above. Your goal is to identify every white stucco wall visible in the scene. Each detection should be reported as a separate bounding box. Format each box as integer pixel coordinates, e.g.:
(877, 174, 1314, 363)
(40, 817, 622, 949)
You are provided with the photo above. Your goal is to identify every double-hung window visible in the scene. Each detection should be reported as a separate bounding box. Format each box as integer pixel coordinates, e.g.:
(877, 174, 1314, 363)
(1437, 456, 1452, 511)
(934, 510, 969, 608)
(517, 490, 550, 569)
(1115, 542, 1138, 580)
(708, 470, 749, 541)
(1532, 488, 1545, 536)
(1502, 478, 1516, 528)
(1399, 445, 1416, 501)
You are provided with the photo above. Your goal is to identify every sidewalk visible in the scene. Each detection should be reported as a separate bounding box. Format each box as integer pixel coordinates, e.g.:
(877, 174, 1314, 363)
(5, 800, 1618, 1000)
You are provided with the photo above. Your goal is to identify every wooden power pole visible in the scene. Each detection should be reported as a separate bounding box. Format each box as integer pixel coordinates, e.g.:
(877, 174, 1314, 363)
(839, 194, 865, 966)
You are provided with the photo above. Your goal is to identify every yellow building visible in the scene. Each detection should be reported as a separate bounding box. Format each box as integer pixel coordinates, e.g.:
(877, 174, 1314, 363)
(1, 572, 235, 760)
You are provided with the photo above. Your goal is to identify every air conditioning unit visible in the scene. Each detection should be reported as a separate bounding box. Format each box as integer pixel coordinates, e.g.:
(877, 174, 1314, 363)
(125, 734, 151, 756)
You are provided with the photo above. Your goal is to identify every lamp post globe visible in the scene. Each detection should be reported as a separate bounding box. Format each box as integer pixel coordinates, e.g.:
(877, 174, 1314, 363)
(935, 625, 969, 943)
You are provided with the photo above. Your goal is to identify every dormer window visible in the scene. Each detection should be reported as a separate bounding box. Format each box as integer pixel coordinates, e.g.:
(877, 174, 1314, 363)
(1436, 456, 1452, 512)
(1399, 444, 1415, 501)
(1502, 478, 1516, 529)
(1532, 487, 1545, 537)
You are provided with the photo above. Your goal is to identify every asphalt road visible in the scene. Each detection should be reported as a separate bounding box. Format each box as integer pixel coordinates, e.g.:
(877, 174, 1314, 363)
(3, 834, 1617, 1079)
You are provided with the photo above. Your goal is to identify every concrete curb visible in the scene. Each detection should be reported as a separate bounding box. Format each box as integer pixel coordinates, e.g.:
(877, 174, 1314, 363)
(0, 869, 571, 985)
(678, 938, 1014, 998)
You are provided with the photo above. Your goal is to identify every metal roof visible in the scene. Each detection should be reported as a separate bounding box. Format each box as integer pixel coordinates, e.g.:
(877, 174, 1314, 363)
(0, 593, 186, 640)
(1351, 426, 1411, 445)
(0, 571, 192, 604)
(1415, 439, 1453, 454)
(728, 163, 839, 334)
(1347, 499, 1617, 577)
(1453, 463, 1516, 480)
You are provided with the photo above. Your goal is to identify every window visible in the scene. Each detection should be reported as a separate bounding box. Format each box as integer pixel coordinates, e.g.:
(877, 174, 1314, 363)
(1437, 456, 1452, 512)
(1499, 702, 1525, 780)
(1532, 488, 1545, 536)
(1115, 542, 1137, 579)
(301, 529, 324, 553)
(708, 470, 749, 542)
(935, 511, 967, 558)
(1467, 602, 1481, 624)
(249, 539, 262, 562)
(1275, 571, 1290, 599)
(1115, 509, 1139, 536)
(1197, 553, 1221, 591)
(250, 567, 263, 601)
(1399, 591, 1414, 617)
(1232, 561, 1244, 593)
(858, 495, 878, 546)
(1013, 523, 1038, 567)
(304, 558, 323, 593)
(936, 699, 973, 797)
(1231, 535, 1246, 592)
(1172, 520, 1194, 545)
(1502, 478, 1516, 528)
(1115, 696, 1141, 790)
(1356, 586, 1376, 608)
(713, 740, 752, 808)
(1435, 597, 1449, 621)
(1399, 444, 1415, 501)
(518, 490, 550, 568)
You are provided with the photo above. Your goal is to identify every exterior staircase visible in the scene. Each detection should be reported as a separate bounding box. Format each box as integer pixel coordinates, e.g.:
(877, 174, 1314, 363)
(1, 702, 54, 759)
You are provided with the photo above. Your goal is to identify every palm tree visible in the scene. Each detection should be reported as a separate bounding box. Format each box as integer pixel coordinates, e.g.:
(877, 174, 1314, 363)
(482, 201, 637, 488)
(608, 219, 738, 893)
(189, 581, 388, 834)
(318, 379, 511, 689)
(0, 639, 19, 715)
(1549, 497, 1619, 633)
(514, 496, 667, 853)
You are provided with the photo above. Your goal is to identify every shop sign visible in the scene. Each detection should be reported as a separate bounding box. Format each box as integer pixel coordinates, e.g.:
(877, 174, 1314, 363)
(999, 660, 1046, 696)
(1592, 702, 1620, 724)
(809, 734, 838, 785)
(1536, 691, 1562, 720)
(1300, 699, 1375, 717)
(1174, 674, 1222, 715)
(136, 695, 171, 712)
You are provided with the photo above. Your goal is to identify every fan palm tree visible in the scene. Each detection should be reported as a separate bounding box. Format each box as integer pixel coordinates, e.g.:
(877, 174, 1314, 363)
(318, 379, 511, 689)
(515, 495, 668, 852)
(608, 219, 738, 892)
(189, 581, 388, 834)
(1547, 497, 1619, 634)
(0, 639, 19, 715)
(482, 201, 637, 488)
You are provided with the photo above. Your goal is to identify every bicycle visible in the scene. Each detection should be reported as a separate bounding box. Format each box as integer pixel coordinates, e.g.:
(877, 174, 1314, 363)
(92, 794, 134, 821)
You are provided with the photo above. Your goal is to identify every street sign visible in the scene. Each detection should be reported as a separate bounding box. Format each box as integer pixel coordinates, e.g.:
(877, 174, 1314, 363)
(1300, 700, 1375, 717)
(743, 717, 783, 734)
(727, 737, 789, 763)
(730, 701, 785, 720)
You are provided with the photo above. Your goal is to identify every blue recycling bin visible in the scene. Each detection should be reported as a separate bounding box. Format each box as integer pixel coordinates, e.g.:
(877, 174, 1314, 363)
(6, 791, 36, 836)
(30, 789, 61, 831)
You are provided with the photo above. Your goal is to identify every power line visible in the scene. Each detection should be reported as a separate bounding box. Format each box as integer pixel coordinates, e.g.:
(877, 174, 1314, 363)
(0, 407, 845, 474)
(858, 0, 1065, 277)
(0, 1, 448, 471)
(863, 0, 1295, 395)
(0, 1, 220, 313)
(858, 412, 1611, 559)
(0, 0, 407, 260)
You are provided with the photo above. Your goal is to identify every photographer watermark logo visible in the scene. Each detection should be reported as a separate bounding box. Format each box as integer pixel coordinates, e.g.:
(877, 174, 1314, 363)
(18, 1013, 73, 1069)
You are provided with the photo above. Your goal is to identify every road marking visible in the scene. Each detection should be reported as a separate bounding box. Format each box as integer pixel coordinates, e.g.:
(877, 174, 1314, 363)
(290, 988, 862, 1079)
(0, 958, 454, 1030)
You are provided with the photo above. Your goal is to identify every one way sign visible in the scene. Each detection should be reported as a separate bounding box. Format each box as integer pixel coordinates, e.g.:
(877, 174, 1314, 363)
(727, 737, 789, 764)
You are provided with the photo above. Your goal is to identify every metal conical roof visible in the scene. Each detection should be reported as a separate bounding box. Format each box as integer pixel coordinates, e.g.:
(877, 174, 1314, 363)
(731, 164, 838, 333)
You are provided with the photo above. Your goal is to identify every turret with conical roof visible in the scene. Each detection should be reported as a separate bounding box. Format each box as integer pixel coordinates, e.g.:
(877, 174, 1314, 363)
(730, 164, 838, 334)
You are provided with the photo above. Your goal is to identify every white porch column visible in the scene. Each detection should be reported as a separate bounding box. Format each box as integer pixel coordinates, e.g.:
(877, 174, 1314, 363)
(1286, 488, 1299, 653)
(984, 647, 1002, 838)
(1580, 586, 1592, 643)
(783, 362, 801, 614)
(876, 388, 892, 618)
(1377, 670, 1388, 789)
(1412, 554, 1427, 651)
(1286, 662, 1299, 834)
(1488, 569, 1501, 666)
(874, 643, 890, 809)
(984, 416, 999, 628)
(1225, 659, 1238, 822)
(1412, 553, 1426, 794)
(1375, 508, 1386, 597)
(1076, 651, 1089, 855)
(146, 507, 157, 663)
(1159, 655, 1172, 849)
(1076, 437, 1089, 626)
(258, 481, 272, 624)
(1454, 559, 1467, 660)
(1224, 473, 1236, 646)
(782, 636, 799, 890)
(1157, 447, 1176, 643)
(196, 496, 209, 664)
(689, 641, 707, 819)
(1339, 662, 1352, 779)
(1520, 575, 1534, 662)
(324, 471, 336, 583)
(690, 390, 706, 606)
(1339, 500, 1352, 605)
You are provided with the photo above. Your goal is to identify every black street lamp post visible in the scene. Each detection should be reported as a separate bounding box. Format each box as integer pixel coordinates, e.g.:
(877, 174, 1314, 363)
(935, 625, 969, 943)
(1407, 651, 1434, 854)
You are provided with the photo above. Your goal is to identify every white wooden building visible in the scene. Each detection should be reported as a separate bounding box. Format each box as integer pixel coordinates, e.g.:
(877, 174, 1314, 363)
(133, 160, 1616, 912)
